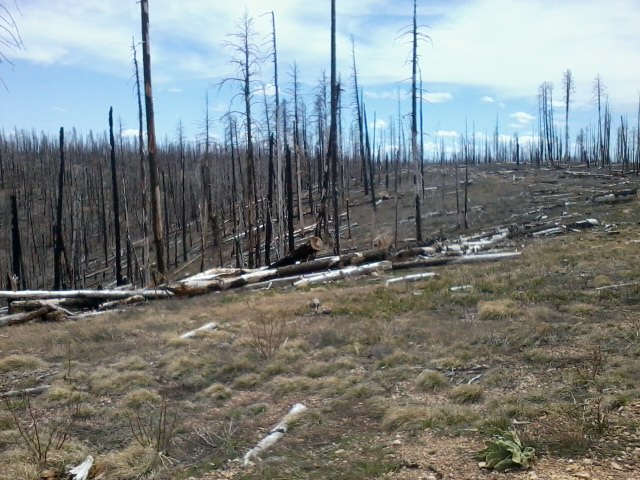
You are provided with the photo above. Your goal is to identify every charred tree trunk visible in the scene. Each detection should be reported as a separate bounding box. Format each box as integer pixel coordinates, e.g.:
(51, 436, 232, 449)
(53, 128, 65, 290)
(10, 194, 23, 289)
(140, 0, 166, 278)
(109, 107, 123, 286)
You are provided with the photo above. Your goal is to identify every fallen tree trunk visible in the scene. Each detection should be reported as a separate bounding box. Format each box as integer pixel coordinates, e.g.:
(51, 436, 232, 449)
(269, 236, 323, 268)
(392, 252, 521, 271)
(294, 261, 392, 287)
(68, 455, 94, 480)
(0, 306, 56, 328)
(0, 385, 50, 398)
(169, 249, 391, 296)
(0, 288, 172, 302)
(243, 403, 308, 466)
(9, 300, 75, 316)
(98, 295, 146, 311)
(386, 272, 438, 286)
(180, 322, 219, 339)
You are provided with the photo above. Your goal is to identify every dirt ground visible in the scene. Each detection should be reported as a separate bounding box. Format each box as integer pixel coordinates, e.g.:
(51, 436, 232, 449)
(1, 163, 640, 480)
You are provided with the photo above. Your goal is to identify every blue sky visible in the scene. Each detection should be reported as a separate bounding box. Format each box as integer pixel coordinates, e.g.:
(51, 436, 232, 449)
(1, 0, 639, 154)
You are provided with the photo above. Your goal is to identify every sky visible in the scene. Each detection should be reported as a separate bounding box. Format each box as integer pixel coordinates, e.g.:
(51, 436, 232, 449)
(1, 0, 639, 154)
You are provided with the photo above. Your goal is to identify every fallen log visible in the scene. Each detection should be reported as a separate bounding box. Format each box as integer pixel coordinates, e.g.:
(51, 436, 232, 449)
(294, 261, 392, 287)
(169, 249, 391, 296)
(9, 299, 75, 316)
(98, 295, 146, 311)
(0, 288, 172, 302)
(386, 272, 438, 286)
(68, 455, 94, 480)
(0, 306, 56, 328)
(269, 237, 324, 268)
(0, 385, 50, 398)
(392, 252, 521, 271)
(180, 322, 219, 339)
(243, 403, 308, 466)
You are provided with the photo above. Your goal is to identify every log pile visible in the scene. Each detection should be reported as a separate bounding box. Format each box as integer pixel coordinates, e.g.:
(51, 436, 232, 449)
(0, 216, 603, 329)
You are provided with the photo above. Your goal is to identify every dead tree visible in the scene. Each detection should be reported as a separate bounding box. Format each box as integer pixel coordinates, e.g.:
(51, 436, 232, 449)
(562, 69, 574, 162)
(351, 38, 370, 204)
(109, 107, 123, 285)
(329, 0, 340, 254)
(132, 38, 150, 286)
(140, 0, 166, 278)
(53, 127, 65, 290)
(0, 1, 23, 87)
(593, 74, 607, 168)
(222, 12, 262, 267)
(10, 194, 22, 288)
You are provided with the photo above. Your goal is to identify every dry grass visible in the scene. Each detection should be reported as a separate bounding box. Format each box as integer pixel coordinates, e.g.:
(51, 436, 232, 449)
(415, 369, 449, 391)
(0, 355, 46, 373)
(449, 384, 485, 404)
(477, 299, 520, 320)
(1, 166, 640, 478)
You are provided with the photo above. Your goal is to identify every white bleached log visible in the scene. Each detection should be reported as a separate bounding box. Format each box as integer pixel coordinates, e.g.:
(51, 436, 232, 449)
(0, 385, 50, 398)
(0, 288, 172, 301)
(68, 455, 94, 480)
(98, 295, 146, 310)
(386, 272, 438, 286)
(180, 322, 219, 339)
(294, 261, 392, 287)
(243, 403, 308, 466)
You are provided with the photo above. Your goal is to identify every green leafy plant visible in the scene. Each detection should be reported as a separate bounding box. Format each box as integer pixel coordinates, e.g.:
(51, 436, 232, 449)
(476, 429, 535, 472)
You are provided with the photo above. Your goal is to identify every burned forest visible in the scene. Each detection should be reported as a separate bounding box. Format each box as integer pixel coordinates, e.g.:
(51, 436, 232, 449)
(1, 1, 640, 480)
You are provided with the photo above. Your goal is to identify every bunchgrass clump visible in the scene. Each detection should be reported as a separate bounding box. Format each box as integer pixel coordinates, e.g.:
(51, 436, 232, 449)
(415, 370, 449, 392)
(0, 355, 46, 373)
(477, 300, 519, 321)
(449, 384, 484, 404)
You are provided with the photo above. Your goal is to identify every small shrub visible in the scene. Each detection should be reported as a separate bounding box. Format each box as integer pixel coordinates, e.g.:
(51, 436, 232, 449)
(449, 384, 484, 404)
(247, 314, 287, 360)
(5, 395, 80, 466)
(125, 396, 178, 455)
(415, 370, 449, 391)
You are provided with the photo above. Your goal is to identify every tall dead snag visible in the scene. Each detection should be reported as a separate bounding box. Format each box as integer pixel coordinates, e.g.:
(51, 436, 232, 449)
(10, 194, 22, 289)
(562, 69, 574, 162)
(290, 63, 306, 231)
(407, 0, 424, 241)
(132, 38, 150, 286)
(266, 11, 284, 259)
(351, 38, 370, 205)
(593, 74, 607, 168)
(223, 12, 262, 267)
(109, 107, 123, 286)
(140, 0, 166, 279)
(53, 127, 65, 290)
(329, 0, 340, 254)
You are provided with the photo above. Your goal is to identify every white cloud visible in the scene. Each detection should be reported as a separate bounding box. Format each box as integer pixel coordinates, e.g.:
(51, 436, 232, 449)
(370, 118, 388, 130)
(121, 129, 140, 138)
(509, 111, 535, 124)
(481, 96, 495, 103)
(435, 130, 459, 138)
(422, 92, 453, 104)
(364, 90, 407, 100)
(5, 0, 640, 133)
(167, 87, 183, 93)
